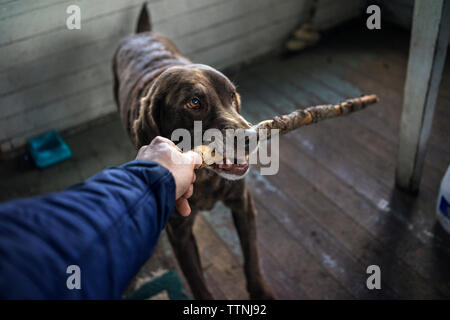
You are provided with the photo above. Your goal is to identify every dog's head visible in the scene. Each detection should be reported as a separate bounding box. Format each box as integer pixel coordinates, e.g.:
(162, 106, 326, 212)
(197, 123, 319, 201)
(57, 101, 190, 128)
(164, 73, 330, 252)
(133, 64, 256, 180)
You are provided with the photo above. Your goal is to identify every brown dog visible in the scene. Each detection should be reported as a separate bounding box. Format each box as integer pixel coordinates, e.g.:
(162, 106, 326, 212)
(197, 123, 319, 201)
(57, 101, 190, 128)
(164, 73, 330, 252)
(112, 4, 274, 300)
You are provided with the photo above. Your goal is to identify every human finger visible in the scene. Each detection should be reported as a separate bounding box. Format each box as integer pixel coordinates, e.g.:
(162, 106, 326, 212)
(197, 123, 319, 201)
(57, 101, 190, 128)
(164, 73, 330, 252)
(183, 184, 194, 199)
(184, 150, 203, 168)
(137, 145, 148, 157)
(152, 136, 177, 148)
(175, 198, 191, 217)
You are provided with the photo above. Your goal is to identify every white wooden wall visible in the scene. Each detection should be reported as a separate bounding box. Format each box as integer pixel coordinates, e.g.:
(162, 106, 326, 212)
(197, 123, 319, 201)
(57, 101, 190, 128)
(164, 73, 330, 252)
(0, 0, 360, 154)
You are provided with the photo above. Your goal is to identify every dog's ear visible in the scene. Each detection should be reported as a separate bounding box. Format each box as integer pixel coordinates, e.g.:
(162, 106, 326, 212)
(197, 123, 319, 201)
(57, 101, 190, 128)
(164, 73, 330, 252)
(133, 83, 162, 148)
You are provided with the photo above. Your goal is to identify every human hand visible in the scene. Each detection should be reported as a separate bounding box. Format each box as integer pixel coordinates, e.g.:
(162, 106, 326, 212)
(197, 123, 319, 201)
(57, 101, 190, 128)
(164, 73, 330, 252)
(136, 136, 202, 216)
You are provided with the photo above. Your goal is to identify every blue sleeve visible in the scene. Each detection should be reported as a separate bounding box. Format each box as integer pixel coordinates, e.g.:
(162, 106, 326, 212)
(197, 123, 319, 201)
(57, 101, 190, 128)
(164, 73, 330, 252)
(0, 160, 176, 299)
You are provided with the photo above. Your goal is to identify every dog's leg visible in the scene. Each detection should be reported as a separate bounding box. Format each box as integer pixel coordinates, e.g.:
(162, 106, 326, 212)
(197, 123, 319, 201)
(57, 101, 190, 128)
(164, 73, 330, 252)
(225, 187, 275, 300)
(166, 212, 214, 300)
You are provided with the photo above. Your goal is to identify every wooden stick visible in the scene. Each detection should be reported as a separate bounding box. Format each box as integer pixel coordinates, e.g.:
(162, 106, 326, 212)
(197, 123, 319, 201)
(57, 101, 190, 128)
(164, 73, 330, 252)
(194, 94, 379, 167)
(253, 94, 379, 141)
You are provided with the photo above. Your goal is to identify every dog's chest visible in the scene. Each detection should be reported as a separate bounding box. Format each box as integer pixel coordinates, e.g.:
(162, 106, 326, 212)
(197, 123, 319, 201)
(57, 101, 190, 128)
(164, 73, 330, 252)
(189, 168, 242, 211)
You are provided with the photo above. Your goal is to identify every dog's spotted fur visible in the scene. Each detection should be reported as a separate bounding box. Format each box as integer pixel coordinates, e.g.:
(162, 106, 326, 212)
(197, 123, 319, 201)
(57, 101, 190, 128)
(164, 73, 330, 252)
(112, 4, 274, 299)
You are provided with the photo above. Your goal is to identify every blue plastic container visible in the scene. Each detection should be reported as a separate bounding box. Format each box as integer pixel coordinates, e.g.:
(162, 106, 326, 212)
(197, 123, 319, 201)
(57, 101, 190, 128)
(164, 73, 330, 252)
(28, 130, 72, 168)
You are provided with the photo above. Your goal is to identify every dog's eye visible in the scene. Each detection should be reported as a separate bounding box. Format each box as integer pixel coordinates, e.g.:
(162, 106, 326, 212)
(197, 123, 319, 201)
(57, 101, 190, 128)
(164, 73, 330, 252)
(230, 92, 235, 99)
(187, 97, 200, 108)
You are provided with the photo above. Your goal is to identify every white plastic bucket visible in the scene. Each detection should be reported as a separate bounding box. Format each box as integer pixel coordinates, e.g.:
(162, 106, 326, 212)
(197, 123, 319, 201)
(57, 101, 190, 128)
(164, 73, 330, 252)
(437, 165, 450, 234)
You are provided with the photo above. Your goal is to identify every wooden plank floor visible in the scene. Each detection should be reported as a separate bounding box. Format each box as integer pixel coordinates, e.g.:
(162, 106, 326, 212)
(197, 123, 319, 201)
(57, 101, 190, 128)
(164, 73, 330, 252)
(1, 22, 449, 299)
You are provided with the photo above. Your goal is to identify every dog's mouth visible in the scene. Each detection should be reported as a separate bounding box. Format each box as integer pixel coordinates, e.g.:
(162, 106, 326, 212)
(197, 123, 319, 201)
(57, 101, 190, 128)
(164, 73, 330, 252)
(211, 155, 250, 177)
